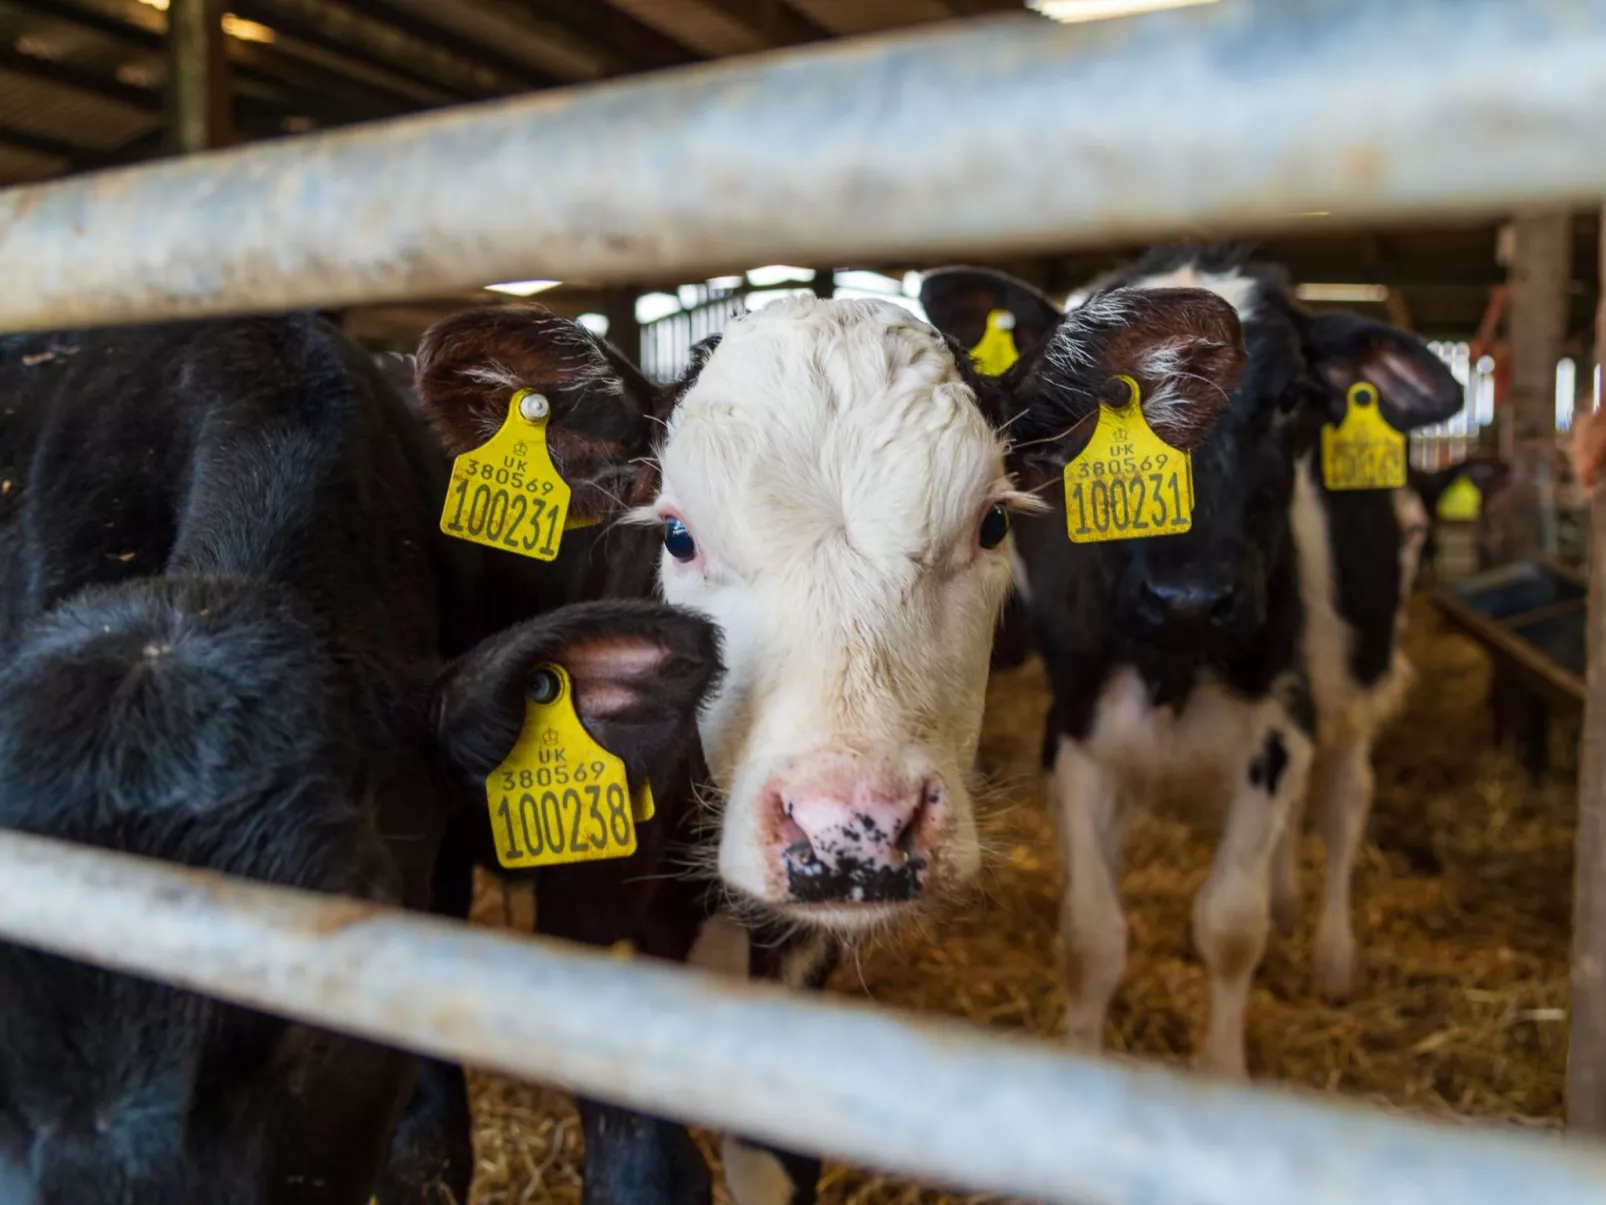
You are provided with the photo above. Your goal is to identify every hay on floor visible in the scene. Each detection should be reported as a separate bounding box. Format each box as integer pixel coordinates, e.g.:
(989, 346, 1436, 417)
(465, 594, 1576, 1203)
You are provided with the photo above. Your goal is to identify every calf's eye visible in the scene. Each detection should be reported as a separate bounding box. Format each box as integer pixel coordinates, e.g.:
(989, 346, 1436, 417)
(979, 505, 1010, 550)
(663, 517, 698, 562)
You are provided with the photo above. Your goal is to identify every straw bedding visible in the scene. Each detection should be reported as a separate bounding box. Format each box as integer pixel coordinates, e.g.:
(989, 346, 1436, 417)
(463, 594, 1576, 1203)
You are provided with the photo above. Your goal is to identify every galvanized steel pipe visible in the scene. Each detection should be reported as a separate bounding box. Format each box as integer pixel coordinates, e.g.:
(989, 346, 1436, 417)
(0, 828, 1603, 1204)
(2, 0, 1606, 331)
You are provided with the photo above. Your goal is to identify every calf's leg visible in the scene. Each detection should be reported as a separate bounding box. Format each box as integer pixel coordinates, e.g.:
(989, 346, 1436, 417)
(1048, 733, 1128, 1052)
(1193, 725, 1312, 1078)
(1311, 735, 1375, 999)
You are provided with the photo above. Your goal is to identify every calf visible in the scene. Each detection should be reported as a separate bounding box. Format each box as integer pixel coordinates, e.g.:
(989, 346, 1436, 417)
(0, 318, 718, 1205)
(923, 247, 1463, 1076)
(410, 290, 1248, 1202)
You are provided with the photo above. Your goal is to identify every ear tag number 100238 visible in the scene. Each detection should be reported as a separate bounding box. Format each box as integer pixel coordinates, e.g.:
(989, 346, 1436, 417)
(1321, 382, 1406, 491)
(1064, 375, 1194, 544)
(487, 663, 655, 870)
(440, 389, 598, 562)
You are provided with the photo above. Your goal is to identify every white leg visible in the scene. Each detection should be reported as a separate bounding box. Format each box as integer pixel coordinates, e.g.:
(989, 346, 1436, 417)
(1049, 734, 1128, 1052)
(1312, 737, 1374, 999)
(1269, 775, 1308, 938)
(722, 1136, 802, 1205)
(1193, 726, 1312, 1078)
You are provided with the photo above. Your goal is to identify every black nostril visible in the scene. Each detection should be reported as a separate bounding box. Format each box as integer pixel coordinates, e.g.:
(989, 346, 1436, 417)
(1208, 586, 1237, 622)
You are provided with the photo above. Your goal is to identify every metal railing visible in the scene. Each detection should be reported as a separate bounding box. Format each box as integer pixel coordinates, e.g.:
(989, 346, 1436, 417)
(4, 0, 1606, 1199)
(1, 0, 1606, 332)
(2, 828, 1605, 1205)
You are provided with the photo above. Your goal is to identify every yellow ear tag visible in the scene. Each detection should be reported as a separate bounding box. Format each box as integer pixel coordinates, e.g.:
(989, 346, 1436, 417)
(1320, 382, 1406, 491)
(440, 389, 596, 559)
(485, 664, 643, 869)
(969, 309, 1021, 376)
(1063, 375, 1194, 544)
(1436, 473, 1482, 521)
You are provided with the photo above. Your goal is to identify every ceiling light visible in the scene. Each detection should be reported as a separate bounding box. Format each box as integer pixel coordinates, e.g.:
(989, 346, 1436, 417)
(1295, 283, 1389, 304)
(484, 280, 561, 297)
(1028, 0, 1217, 23)
(222, 13, 276, 42)
(746, 264, 814, 287)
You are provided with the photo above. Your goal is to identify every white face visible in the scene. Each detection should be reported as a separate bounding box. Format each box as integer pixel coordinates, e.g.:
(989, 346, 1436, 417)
(646, 296, 1018, 932)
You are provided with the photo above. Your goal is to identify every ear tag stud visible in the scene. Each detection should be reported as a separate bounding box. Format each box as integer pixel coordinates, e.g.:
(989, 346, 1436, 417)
(439, 388, 595, 561)
(969, 308, 1022, 376)
(1436, 473, 1482, 521)
(1321, 382, 1406, 491)
(1064, 374, 1195, 544)
(485, 663, 649, 869)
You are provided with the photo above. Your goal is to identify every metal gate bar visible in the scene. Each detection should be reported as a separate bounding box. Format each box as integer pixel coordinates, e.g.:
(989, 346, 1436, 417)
(0, 828, 1602, 1205)
(2, 0, 1606, 332)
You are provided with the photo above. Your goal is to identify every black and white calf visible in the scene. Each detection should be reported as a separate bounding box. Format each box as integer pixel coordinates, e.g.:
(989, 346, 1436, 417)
(409, 286, 1248, 1203)
(924, 247, 1465, 1076)
(0, 319, 719, 1205)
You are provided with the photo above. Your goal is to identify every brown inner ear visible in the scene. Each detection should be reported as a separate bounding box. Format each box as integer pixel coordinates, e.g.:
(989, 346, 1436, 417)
(563, 637, 670, 723)
(1100, 291, 1246, 450)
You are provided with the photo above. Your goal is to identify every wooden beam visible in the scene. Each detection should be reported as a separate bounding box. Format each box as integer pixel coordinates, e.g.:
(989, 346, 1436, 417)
(0, 121, 81, 162)
(227, 0, 480, 104)
(352, 3, 560, 92)
(521, 0, 701, 72)
(1504, 213, 1572, 556)
(600, 289, 643, 367)
(167, 0, 231, 152)
(0, 45, 157, 112)
(698, 0, 830, 46)
(1569, 203, 1606, 1136)
(3, 0, 402, 124)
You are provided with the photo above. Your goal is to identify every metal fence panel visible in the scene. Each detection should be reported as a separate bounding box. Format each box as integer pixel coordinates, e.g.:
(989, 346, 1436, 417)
(1, 828, 1604, 1205)
(2, 0, 1606, 331)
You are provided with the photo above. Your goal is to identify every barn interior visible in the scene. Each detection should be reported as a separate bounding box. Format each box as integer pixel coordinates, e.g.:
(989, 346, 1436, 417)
(0, 0, 1596, 1201)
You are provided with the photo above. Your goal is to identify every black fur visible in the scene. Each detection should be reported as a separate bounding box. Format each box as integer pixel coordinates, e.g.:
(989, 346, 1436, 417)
(0, 318, 722, 1205)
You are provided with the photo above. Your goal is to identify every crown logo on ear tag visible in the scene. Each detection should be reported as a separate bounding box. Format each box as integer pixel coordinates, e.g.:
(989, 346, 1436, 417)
(1321, 382, 1406, 491)
(439, 389, 597, 559)
(1064, 375, 1195, 544)
(969, 308, 1021, 376)
(486, 663, 651, 869)
(1436, 473, 1482, 521)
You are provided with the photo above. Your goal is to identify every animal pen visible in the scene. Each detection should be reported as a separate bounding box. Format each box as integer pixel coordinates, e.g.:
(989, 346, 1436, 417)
(6, 0, 1606, 1201)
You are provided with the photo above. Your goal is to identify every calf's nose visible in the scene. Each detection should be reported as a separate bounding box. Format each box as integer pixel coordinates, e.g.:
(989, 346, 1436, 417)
(1133, 577, 1238, 632)
(769, 767, 940, 904)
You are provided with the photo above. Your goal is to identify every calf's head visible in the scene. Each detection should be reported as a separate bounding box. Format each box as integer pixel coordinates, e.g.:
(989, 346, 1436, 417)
(926, 247, 1464, 657)
(415, 293, 1243, 929)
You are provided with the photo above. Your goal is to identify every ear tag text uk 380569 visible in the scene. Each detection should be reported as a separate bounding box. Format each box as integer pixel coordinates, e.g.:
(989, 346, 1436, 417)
(440, 389, 594, 561)
(486, 664, 643, 869)
(1064, 375, 1194, 544)
(969, 308, 1021, 376)
(1321, 382, 1406, 491)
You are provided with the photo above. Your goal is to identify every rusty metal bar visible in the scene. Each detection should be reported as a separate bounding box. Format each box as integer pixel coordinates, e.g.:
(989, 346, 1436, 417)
(3, 0, 1606, 331)
(1, 828, 1605, 1205)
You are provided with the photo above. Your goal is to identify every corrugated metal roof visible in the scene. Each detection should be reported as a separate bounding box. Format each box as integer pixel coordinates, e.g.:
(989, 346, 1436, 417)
(789, 0, 954, 35)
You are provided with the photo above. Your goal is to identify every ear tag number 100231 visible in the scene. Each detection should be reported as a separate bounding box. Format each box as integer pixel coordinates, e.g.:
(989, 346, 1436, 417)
(487, 663, 655, 870)
(1321, 382, 1406, 491)
(1064, 375, 1194, 544)
(440, 389, 598, 562)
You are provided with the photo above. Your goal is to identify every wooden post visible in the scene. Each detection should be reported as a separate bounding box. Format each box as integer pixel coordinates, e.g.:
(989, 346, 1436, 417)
(601, 289, 642, 367)
(812, 268, 836, 299)
(1569, 205, 1606, 1134)
(1504, 213, 1573, 557)
(167, 0, 230, 154)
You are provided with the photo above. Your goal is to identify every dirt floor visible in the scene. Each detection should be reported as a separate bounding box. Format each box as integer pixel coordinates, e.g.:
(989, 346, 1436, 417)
(465, 594, 1579, 1203)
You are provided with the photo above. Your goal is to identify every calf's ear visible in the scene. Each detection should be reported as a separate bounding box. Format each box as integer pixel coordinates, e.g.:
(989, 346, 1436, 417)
(1000, 286, 1247, 478)
(920, 267, 1064, 371)
(432, 600, 722, 785)
(414, 305, 663, 519)
(1303, 312, 1463, 432)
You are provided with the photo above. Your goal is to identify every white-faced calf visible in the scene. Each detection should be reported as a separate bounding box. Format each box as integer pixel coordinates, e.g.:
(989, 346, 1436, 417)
(924, 246, 1464, 1077)
(412, 289, 1247, 1203)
